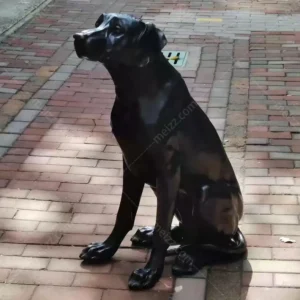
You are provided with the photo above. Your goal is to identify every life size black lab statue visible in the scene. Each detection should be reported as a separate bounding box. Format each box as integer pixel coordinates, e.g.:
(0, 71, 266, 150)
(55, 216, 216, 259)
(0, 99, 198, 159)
(73, 13, 246, 290)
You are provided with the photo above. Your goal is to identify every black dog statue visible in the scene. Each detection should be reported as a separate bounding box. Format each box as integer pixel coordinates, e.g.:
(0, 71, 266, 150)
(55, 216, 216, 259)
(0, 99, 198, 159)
(73, 13, 246, 290)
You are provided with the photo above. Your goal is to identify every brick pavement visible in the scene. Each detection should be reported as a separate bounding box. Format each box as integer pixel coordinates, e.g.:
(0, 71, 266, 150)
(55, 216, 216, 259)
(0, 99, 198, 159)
(0, 0, 300, 299)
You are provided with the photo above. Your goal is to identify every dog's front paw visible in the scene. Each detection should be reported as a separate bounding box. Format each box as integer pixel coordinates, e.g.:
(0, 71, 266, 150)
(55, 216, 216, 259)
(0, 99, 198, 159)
(128, 267, 162, 290)
(79, 242, 118, 263)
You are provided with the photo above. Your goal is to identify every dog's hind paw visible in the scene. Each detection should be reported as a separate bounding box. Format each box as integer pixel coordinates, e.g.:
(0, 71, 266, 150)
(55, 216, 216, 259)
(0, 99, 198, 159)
(130, 226, 154, 248)
(131, 225, 185, 248)
(128, 267, 162, 290)
(79, 242, 118, 263)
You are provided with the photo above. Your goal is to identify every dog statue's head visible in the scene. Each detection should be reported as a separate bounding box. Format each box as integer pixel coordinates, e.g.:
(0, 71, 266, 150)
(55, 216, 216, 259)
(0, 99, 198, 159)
(73, 13, 167, 67)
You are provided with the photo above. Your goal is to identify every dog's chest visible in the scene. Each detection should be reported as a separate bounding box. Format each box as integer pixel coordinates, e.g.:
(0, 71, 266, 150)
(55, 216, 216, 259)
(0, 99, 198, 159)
(137, 83, 171, 125)
(110, 101, 142, 138)
(110, 101, 157, 183)
(137, 94, 166, 125)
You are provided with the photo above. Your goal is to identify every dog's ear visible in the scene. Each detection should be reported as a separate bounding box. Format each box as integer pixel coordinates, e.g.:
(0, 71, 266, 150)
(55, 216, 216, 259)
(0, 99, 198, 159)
(95, 13, 106, 27)
(139, 23, 167, 52)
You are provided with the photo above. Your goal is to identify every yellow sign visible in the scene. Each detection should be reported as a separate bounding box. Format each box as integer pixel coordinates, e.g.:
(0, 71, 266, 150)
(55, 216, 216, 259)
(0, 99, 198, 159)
(197, 18, 223, 22)
(168, 56, 179, 61)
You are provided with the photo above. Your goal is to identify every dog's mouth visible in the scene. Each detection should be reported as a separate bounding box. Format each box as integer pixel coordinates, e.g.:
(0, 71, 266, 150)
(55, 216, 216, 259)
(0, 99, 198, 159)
(74, 41, 87, 59)
(73, 34, 88, 59)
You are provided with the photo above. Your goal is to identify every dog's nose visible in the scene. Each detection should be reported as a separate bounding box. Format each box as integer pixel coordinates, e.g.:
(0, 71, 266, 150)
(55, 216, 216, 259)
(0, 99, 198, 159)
(73, 33, 85, 40)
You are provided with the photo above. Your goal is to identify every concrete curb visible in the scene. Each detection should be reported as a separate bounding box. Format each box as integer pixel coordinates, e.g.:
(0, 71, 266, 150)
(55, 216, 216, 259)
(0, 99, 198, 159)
(0, 0, 53, 43)
(172, 269, 207, 300)
(0, 0, 53, 157)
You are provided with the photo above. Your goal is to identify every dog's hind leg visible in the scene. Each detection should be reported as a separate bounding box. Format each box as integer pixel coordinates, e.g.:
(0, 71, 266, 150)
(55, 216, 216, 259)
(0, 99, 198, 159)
(130, 191, 189, 247)
(172, 228, 247, 276)
(171, 182, 246, 275)
(130, 224, 185, 248)
(80, 159, 144, 263)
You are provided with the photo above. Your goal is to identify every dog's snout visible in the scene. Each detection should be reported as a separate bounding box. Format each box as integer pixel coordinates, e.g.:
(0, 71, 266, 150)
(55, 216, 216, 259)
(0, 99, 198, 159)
(73, 27, 107, 61)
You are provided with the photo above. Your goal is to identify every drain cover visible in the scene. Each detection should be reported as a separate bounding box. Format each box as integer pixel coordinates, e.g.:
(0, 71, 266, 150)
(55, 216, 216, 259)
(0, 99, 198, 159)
(162, 51, 188, 67)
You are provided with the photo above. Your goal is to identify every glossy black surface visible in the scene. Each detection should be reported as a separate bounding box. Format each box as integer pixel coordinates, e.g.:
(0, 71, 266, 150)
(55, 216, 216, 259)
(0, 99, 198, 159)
(74, 13, 246, 290)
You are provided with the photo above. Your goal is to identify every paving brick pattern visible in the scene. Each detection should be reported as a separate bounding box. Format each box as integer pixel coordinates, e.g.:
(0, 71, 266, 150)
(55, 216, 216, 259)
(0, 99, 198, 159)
(0, 0, 300, 299)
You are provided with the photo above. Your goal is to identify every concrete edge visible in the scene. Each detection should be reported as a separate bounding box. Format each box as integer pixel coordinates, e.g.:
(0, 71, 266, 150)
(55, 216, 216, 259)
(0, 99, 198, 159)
(172, 268, 207, 300)
(0, 0, 53, 43)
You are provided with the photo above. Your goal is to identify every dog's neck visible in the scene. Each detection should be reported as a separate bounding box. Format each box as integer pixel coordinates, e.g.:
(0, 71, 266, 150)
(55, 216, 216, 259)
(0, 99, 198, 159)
(104, 54, 175, 101)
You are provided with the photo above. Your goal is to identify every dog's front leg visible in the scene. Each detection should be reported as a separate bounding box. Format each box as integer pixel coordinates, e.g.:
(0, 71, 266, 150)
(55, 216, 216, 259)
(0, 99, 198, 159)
(129, 160, 180, 290)
(80, 158, 144, 262)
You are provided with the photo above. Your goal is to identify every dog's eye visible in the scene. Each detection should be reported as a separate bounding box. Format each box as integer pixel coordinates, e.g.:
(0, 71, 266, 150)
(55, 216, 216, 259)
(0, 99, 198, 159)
(114, 25, 122, 33)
